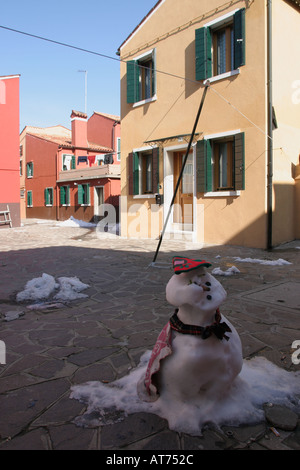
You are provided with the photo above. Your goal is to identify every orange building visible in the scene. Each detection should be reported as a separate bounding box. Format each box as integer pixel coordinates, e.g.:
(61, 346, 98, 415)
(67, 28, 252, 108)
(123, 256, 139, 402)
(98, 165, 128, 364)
(119, 0, 300, 249)
(20, 110, 121, 223)
(0, 74, 20, 228)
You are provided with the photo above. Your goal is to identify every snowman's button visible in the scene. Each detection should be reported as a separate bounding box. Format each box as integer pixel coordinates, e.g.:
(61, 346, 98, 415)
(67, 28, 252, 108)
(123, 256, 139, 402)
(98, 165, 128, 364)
(207, 295, 212, 300)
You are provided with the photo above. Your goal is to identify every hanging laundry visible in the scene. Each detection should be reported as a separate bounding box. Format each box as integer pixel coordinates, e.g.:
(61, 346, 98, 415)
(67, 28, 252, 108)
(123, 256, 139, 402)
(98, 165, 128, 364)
(77, 156, 88, 164)
(88, 155, 96, 166)
(95, 155, 105, 165)
(62, 154, 72, 171)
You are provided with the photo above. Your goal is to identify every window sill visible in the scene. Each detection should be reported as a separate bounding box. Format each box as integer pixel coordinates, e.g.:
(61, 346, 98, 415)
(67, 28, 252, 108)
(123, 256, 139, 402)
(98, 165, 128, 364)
(133, 194, 156, 199)
(204, 190, 241, 197)
(133, 95, 157, 108)
(204, 69, 240, 85)
(45, 205, 53, 207)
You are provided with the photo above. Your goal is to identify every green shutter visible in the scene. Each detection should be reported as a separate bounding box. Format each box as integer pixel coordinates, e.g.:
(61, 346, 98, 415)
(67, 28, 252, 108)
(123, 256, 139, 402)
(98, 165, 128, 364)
(27, 162, 33, 177)
(44, 188, 48, 206)
(133, 152, 139, 195)
(71, 155, 76, 169)
(195, 27, 212, 81)
(152, 50, 156, 97)
(206, 140, 212, 192)
(27, 190, 32, 207)
(66, 186, 70, 205)
(78, 184, 83, 205)
(85, 184, 90, 205)
(127, 60, 139, 104)
(196, 140, 212, 192)
(234, 132, 245, 190)
(60, 186, 66, 205)
(152, 147, 159, 194)
(234, 8, 246, 69)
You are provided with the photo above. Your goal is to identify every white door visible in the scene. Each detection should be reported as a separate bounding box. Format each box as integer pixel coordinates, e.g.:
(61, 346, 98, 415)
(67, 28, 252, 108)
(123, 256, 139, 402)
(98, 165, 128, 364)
(94, 186, 104, 219)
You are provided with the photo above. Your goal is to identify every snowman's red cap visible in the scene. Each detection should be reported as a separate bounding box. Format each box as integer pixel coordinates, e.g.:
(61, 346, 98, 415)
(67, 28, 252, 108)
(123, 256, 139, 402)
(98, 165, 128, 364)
(172, 256, 212, 274)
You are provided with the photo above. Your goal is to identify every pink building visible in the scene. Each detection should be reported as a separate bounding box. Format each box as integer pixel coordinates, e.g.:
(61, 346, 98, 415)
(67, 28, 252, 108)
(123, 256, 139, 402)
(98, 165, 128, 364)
(0, 74, 20, 228)
(21, 110, 121, 223)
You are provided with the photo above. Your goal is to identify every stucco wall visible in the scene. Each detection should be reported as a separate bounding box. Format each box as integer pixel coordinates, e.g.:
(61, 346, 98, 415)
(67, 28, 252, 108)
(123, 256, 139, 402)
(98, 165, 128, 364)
(120, 0, 270, 248)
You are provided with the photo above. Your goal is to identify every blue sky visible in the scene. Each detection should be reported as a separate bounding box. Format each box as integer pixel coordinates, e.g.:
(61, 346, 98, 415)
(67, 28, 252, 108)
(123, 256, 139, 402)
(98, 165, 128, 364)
(0, 0, 157, 131)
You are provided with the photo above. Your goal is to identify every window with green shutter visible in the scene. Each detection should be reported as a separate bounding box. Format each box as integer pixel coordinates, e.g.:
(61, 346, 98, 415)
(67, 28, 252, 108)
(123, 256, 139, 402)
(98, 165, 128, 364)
(127, 49, 156, 104)
(27, 190, 33, 207)
(71, 155, 76, 170)
(117, 137, 121, 161)
(195, 8, 245, 81)
(128, 148, 160, 196)
(26, 162, 34, 178)
(62, 154, 74, 171)
(77, 183, 90, 205)
(44, 187, 54, 206)
(60, 185, 70, 205)
(196, 132, 245, 193)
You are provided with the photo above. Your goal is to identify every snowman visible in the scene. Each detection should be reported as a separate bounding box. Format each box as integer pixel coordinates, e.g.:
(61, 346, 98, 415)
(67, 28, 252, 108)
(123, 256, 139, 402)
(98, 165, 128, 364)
(138, 256, 243, 405)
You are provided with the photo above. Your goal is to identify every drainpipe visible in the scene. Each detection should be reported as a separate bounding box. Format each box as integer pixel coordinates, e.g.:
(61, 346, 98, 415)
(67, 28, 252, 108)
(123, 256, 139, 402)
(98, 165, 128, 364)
(267, 0, 273, 250)
(56, 148, 60, 221)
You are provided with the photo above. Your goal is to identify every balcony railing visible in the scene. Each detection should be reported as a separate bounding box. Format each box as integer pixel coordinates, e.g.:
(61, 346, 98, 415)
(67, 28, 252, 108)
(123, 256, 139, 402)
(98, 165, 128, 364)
(58, 164, 120, 182)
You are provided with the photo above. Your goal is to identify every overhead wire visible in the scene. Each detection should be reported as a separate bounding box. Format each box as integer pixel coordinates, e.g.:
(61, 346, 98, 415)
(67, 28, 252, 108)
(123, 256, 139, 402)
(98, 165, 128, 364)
(0, 23, 273, 143)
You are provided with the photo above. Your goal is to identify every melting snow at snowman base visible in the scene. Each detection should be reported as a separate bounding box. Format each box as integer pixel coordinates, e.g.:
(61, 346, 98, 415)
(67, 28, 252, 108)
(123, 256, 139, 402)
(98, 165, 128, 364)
(70, 258, 300, 436)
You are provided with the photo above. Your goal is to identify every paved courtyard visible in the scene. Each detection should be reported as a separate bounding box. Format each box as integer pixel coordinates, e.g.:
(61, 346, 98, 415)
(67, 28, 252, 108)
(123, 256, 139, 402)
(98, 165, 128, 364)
(0, 219, 299, 451)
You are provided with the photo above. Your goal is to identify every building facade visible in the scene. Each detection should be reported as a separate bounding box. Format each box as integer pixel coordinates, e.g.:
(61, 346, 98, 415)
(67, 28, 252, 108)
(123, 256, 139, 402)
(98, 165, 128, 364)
(118, 0, 300, 249)
(0, 74, 20, 228)
(21, 110, 121, 223)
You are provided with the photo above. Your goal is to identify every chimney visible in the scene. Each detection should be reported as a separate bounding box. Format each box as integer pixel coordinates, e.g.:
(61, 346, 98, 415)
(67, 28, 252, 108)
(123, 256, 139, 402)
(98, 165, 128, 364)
(71, 110, 88, 155)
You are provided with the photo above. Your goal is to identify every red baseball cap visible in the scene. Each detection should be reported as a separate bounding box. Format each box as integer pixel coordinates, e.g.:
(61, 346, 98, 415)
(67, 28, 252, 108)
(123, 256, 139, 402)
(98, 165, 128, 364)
(172, 256, 211, 274)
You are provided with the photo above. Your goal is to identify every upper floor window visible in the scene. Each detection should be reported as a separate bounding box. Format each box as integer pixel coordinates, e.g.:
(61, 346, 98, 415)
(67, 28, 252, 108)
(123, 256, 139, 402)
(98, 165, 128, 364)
(117, 137, 121, 161)
(195, 8, 245, 81)
(26, 162, 34, 178)
(127, 49, 156, 105)
(62, 154, 75, 171)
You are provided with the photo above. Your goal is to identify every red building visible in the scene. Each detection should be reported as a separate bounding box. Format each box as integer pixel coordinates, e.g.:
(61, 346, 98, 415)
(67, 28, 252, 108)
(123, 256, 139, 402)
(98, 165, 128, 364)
(20, 110, 121, 223)
(0, 74, 20, 228)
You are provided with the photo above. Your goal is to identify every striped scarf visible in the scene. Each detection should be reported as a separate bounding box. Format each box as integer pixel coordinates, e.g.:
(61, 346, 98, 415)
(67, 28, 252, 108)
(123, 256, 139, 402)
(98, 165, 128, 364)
(169, 308, 232, 341)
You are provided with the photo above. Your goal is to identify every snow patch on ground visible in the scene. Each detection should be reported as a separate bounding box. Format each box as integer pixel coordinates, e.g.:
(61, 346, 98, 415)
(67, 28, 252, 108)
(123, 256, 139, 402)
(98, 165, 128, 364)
(233, 257, 292, 266)
(212, 266, 240, 276)
(70, 353, 300, 435)
(16, 273, 90, 305)
(57, 216, 96, 228)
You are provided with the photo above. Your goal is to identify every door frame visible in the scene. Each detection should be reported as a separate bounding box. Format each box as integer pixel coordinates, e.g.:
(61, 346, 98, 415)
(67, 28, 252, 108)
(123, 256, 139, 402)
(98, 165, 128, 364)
(94, 186, 104, 218)
(163, 143, 197, 241)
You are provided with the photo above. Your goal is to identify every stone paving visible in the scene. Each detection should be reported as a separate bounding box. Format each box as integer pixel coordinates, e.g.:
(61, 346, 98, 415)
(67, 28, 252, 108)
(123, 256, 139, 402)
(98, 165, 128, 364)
(0, 219, 299, 451)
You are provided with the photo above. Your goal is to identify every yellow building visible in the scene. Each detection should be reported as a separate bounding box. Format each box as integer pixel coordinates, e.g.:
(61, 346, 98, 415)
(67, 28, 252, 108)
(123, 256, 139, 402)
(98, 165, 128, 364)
(118, 0, 300, 249)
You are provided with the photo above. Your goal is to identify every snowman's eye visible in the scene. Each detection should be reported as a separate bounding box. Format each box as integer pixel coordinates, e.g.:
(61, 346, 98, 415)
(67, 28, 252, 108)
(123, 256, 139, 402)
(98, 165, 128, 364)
(205, 282, 211, 286)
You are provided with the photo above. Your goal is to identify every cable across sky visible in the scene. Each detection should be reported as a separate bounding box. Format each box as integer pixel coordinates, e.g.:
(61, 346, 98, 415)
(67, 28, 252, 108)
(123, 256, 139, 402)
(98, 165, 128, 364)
(0, 23, 273, 142)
